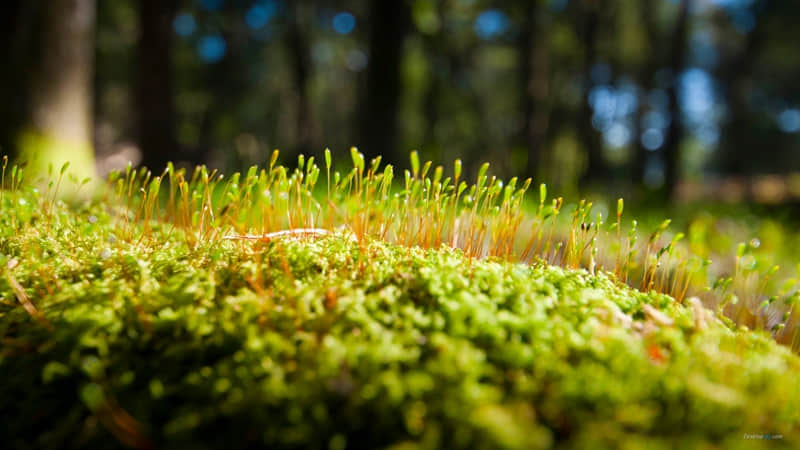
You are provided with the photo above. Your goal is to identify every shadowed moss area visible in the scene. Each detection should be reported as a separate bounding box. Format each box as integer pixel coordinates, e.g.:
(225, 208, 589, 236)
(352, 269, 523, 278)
(1, 199, 799, 449)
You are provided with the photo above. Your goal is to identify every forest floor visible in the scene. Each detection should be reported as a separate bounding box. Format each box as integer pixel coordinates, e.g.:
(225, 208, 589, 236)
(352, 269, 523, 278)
(2, 155, 800, 449)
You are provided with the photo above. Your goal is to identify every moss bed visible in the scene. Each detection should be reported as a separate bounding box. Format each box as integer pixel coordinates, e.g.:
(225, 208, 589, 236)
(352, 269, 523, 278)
(2, 205, 799, 449)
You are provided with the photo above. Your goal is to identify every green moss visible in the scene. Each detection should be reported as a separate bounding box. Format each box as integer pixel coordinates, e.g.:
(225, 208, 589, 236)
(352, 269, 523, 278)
(16, 130, 96, 188)
(1, 187, 799, 449)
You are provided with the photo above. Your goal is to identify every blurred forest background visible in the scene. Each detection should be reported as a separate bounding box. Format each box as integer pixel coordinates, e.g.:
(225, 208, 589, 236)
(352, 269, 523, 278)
(1, 0, 799, 203)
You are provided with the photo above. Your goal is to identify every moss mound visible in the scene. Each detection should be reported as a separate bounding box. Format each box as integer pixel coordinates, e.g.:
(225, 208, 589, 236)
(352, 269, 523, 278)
(2, 208, 799, 448)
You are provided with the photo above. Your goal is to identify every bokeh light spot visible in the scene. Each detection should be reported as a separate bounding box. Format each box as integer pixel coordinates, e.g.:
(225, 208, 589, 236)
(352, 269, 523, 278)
(679, 68, 717, 133)
(604, 123, 631, 148)
(695, 125, 720, 146)
(345, 49, 368, 72)
(641, 128, 664, 151)
(312, 43, 335, 65)
(333, 12, 356, 35)
(173, 13, 196, 37)
(197, 35, 227, 63)
(246, 3, 276, 30)
(642, 110, 669, 130)
(615, 88, 638, 117)
(778, 109, 800, 133)
(589, 85, 616, 120)
(474, 10, 509, 40)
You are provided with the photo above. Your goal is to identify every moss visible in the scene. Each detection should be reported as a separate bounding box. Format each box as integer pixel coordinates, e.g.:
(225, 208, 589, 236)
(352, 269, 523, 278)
(1, 196, 799, 449)
(16, 129, 96, 189)
(1, 154, 799, 449)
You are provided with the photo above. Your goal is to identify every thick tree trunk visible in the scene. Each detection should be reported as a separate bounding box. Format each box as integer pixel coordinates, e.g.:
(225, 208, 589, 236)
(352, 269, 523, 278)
(137, 0, 177, 172)
(661, 0, 690, 198)
(359, 0, 409, 163)
(20, 0, 97, 181)
(519, 2, 550, 179)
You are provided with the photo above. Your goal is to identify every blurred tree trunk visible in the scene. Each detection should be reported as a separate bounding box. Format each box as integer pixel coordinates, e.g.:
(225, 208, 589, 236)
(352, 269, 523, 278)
(137, 0, 177, 172)
(195, 5, 248, 167)
(717, 7, 767, 175)
(0, 0, 27, 156)
(288, 1, 315, 158)
(419, 0, 488, 173)
(519, 2, 550, 179)
(422, 53, 443, 158)
(661, 0, 690, 198)
(359, 0, 409, 163)
(18, 0, 97, 181)
(420, 1, 455, 163)
(577, 0, 606, 188)
(632, 0, 660, 186)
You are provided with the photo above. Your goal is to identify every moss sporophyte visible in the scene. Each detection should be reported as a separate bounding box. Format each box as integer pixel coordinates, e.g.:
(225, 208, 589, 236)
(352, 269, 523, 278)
(1, 150, 800, 448)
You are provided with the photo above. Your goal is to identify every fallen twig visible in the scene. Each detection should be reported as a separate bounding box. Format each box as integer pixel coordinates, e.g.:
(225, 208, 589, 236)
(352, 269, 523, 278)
(223, 228, 355, 242)
(5, 258, 53, 331)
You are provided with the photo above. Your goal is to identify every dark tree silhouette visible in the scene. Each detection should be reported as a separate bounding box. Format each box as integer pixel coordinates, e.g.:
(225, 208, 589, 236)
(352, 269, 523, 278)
(661, 0, 690, 197)
(137, 0, 178, 171)
(0, 0, 27, 155)
(632, 0, 660, 186)
(577, 0, 607, 188)
(288, 0, 316, 158)
(359, 0, 409, 162)
(518, 2, 551, 178)
(716, 1, 769, 175)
